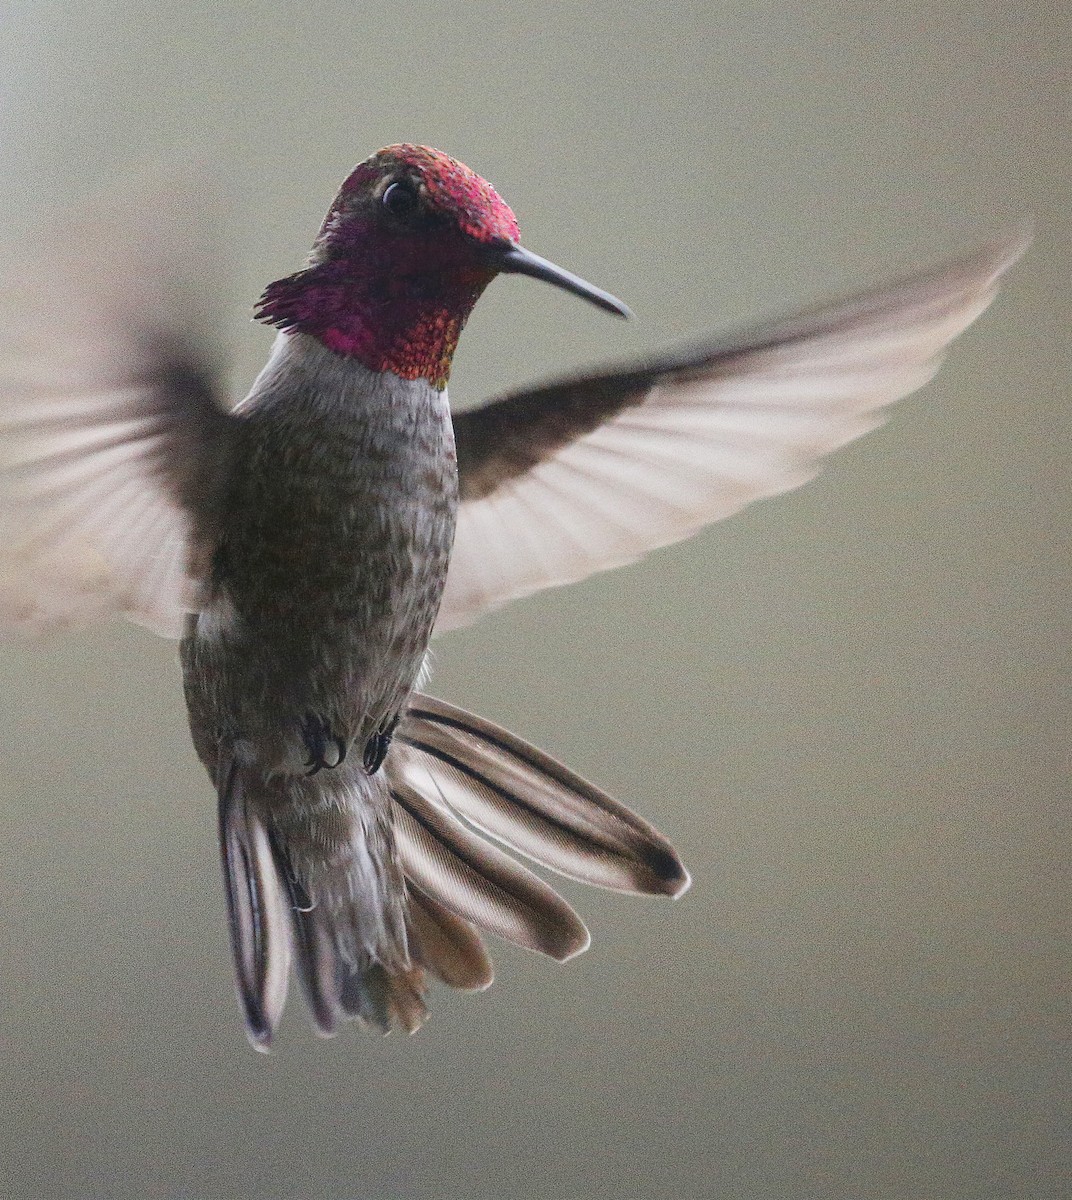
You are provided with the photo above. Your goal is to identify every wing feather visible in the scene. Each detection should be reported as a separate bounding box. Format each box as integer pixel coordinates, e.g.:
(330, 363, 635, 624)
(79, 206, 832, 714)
(0, 178, 239, 637)
(438, 234, 1028, 632)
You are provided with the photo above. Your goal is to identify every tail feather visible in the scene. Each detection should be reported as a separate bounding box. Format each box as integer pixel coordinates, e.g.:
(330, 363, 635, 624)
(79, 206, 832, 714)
(216, 758, 292, 1051)
(339, 962, 428, 1034)
(266, 838, 340, 1038)
(267, 804, 429, 1038)
(215, 694, 688, 1046)
(390, 776, 591, 961)
(394, 694, 690, 897)
(407, 881, 494, 991)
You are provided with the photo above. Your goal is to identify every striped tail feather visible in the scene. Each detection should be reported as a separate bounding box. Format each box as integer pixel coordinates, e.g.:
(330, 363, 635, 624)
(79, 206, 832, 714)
(216, 759, 292, 1051)
(217, 755, 429, 1049)
(390, 775, 592, 962)
(384, 692, 689, 991)
(264, 832, 430, 1040)
(216, 695, 688, 1047)
(392, 693, 690, 896)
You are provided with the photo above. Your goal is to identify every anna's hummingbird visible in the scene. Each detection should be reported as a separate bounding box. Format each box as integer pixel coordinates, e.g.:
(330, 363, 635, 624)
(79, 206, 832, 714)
(0, 144, 1026, 1048)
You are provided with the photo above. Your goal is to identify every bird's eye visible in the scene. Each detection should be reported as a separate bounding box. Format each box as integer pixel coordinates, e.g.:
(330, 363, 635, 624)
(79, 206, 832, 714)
(382, 180, 421, 219)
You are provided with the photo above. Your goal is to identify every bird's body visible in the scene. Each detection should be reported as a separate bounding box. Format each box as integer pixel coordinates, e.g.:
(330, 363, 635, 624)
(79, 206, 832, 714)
(182, 333, 454, 778)
(0, 144, 1028, 1047)
(180, 334, 456, 1013)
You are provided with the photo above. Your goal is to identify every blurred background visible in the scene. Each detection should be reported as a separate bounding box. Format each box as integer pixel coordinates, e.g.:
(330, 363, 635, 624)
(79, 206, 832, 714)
(0, 2, 1066, 1198)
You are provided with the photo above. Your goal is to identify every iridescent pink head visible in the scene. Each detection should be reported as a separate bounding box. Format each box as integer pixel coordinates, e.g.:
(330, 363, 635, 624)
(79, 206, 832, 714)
(256, 144, 629, 388)
(331, 144, 521, 246)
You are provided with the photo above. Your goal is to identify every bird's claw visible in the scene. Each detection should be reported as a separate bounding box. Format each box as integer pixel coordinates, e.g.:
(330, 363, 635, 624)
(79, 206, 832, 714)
(302, 713, 347, 776)
(362, 715, 399, 775)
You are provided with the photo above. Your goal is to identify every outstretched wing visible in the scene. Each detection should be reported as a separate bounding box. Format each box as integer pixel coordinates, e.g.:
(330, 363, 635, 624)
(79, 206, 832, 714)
(0, 177, 240, 637)
(438, 234, 1028, 633)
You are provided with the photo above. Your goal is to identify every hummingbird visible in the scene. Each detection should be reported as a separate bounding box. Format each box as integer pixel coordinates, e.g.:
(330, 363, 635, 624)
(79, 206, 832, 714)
(0, 144, 1026, 1049)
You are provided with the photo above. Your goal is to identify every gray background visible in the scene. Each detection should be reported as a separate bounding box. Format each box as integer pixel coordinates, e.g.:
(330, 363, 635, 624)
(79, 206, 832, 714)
(0, 2, 1067, 1198)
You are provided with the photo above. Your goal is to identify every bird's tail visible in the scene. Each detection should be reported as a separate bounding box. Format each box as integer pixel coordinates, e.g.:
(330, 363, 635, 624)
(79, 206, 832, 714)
(216, 692, 690, 1049)
(216, 750, 428, 1050)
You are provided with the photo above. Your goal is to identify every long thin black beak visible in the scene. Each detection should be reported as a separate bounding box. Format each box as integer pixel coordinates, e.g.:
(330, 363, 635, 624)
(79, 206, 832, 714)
(495, 244, 632, 319)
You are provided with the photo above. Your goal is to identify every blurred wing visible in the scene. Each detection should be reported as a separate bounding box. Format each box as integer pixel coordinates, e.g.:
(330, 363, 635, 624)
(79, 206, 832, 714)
(0, 173, 239, 637)
(438, 234, 1029, 633)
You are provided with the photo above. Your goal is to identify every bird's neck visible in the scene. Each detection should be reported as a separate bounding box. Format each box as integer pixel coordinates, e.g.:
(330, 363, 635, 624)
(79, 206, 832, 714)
(240, 330, 451, 429)
(255, 257, 491, 389)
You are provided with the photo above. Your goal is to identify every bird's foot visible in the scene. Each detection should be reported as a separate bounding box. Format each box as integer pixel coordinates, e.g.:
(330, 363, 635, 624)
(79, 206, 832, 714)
(362, 715, 399, 775)
(302, 713, 347, 776)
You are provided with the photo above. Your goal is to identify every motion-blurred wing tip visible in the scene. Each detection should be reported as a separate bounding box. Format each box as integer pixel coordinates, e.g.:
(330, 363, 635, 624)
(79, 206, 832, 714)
(992, 223, 1034, 266)
(956, 225, 1032, 291)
